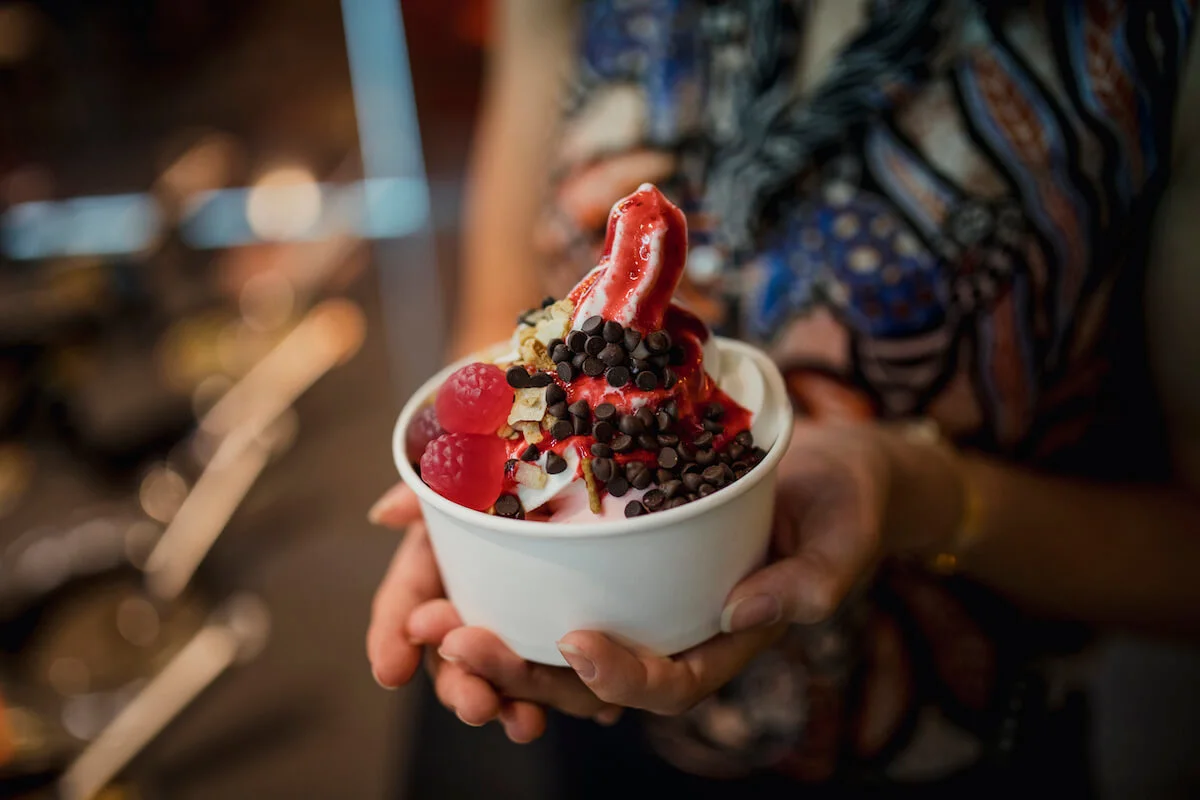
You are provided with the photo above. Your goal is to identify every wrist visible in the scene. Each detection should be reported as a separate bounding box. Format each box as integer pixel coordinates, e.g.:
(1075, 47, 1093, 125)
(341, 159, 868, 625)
(876, 420, 978, 560)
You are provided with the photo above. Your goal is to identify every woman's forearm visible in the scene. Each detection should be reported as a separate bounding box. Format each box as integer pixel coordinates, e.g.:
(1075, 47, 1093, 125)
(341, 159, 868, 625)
(879, 427, 1200, 636)
(452, 0, 575, 358)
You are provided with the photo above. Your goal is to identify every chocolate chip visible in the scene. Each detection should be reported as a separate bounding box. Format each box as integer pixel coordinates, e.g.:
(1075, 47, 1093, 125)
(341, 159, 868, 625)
(681, 463, 701, 476)
(665, 496, 689, 510)
(646, 330, 671, 354)
(733, 465, 749, 479)
(631, 358, 652, 374)
(495, 494, 524, 518)
(623, 329, 642, 352)
(607, 476, 630, 497)
(551, 344, 571, 363)
(599, 343, 626, 367)
(731, 461, 748, 474)
(548, 336, 564, 350)
(557, 362, 576, 382)
(568, 330, 588, 353)
(592, 457, 614, 482)
(637, 433, 659, 451)
(629, 465, 652, 489)
(668, 345, 686, 366)
(698, 483, 717, 497)
(585, 335, 606, 357)
(506, 366, 530, 388)
(545, 402, 567, 419)
(702, 419, 725, 434)
(572, 352, 588, 369)
(728, 443, 747, 462)
(527, 372, 553, 388)
(625, 501, 648, 517)
(635, 371, 659, 391)
(573, 415, 589, 436)
(636, 406, 657, 431)
(657, 447, 679, 470)
(592, 420, 615, 442)
(631, 341, 653, 361)
(541, 296, 557, 308)
(590, 443, 613, 458)
(544, 384, 566, 405)
(722, 463, 736, 483)
(595, 403, 617, 421)
(736, 430, 754, 447)
(643, 489, 666, 511)
(682, 472, 705, 493)
(582, 357, 605, 377)
(663, 400, 680, 420)
(695, 449, 717, 467)
(504, 458, 518, 474)
(676, 442, 696, 462)
(581, 316, 604, 336)
(551, 420, 573, 440)
(751, 446, 769, 464)
(662, 369, 678, 389)
(520, 444, 540, 462)
(657, 433, 679, 447)
(692, 431, 714, 449)
(655, 410, 672, 430)
(702, 465, 725, 485)
(602, 320, 624, 343)
(546, 452, 569, 474)
(649, 354, 669, 369)
(719, 451, 732, 465)
(705, 402, 726, 420)
(611, 434, 634, 454)
(619, 415, 644, 435)
(568, 400, 590, 419)
(656, 468, 675, 485)
(662, 479, 684, 499)
(607, 366, 631, 387)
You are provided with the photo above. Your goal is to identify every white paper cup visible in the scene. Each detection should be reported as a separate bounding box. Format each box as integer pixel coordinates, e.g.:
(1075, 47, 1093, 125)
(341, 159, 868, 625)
(392, 337, 794, 666)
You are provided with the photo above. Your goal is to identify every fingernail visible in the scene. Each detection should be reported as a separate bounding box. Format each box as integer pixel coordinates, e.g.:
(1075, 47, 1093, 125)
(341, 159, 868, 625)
(372, 669, 397, 690)
(367, 484, 408, 525)
(456, 710, 485, 728)
(437, 648, 461, 664)
(557, 642, 596, 681)
(594, 707, 623, 726)
(720, 595, 782, 634)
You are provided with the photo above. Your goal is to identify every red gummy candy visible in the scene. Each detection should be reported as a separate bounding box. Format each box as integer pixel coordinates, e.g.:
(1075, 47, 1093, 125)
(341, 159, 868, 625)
(405, 405, 445, 464)
(435, 362, 513, 435)
(419, 433, 506, 511)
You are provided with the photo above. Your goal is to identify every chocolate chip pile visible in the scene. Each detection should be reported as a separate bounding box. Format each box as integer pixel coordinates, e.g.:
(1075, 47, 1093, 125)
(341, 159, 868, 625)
(545, 315, 686, 390)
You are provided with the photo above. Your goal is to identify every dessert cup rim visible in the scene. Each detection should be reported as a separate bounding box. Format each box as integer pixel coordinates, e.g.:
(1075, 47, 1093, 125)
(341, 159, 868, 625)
(392, 336, 794, 540)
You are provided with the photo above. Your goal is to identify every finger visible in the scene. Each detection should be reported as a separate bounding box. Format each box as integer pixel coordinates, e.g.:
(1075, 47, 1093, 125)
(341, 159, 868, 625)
(890, 570, 995, 710)
(368, 482, 422, 528)
(440, 627, 611, 719)
(498, 701, 548, 744)
(557, 625, 783, 716)
(433, 657, 503, 727)
(367, 521, 443, 688)
(408, 599, 463, 646)
(723, 487, 877, 631)
(853, 613, 912, 758)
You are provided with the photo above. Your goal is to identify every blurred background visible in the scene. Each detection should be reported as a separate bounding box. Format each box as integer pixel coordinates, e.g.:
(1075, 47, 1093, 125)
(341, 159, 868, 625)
(2, 2, 1199, 799)
(0, 0, 487, 796)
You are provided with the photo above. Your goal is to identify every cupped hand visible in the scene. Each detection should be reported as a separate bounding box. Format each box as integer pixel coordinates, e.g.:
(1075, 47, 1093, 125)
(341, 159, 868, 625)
(366, 483, 622, 742)
(418, 421, 896, 730)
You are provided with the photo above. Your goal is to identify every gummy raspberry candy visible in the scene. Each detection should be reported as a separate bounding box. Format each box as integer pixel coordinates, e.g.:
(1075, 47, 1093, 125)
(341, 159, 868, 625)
(406, 405, 445, 465)
(420, 433, 506, 511)
(435, 362, 513, 435)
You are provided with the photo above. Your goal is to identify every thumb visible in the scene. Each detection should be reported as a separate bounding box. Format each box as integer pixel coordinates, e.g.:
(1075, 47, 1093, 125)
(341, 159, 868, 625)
(720, 552, 849, 633)
(368, 482, 422, 529)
